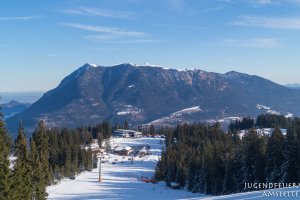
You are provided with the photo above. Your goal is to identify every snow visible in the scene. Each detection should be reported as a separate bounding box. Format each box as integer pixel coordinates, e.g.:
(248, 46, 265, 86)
(9, 156, 16, 169)
(256, 104, 271, 110)
(117, 111, 129, 115)
(110, 63, 205, 72)
(149, 106, 201, 125)
(114, 146, 132, 152)
(128, 84, 135, 88)
(217, 116, 241, 122)
(238, 128, 287, 138)
(172, 106, 201, 116)
(116, 105, 142, 116)
(87, 63, 98, 68)
(194, 187, 300, 200)
(285, 112, 293, 118)
(256, 104, 294, 117)
(207, 116, 242, 124)
(267, 110, 281, 115)
(47, 137, 300, 200)
(47, 137, 203, 200)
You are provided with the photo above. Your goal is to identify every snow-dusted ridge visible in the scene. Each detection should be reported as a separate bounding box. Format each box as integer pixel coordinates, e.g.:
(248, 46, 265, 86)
(83, 62, 250, 75)
(87, 63, 98, 68)
(102, 62, 205, 72)
(149, 106, 202, 125)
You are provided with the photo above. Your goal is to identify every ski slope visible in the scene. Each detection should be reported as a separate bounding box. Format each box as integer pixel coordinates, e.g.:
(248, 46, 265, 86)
(47, 137, 299, 200)
(47, 137, 204, 200)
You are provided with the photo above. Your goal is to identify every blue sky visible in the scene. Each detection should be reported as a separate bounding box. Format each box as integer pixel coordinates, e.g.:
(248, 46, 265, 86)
(1, 0, 300, 92)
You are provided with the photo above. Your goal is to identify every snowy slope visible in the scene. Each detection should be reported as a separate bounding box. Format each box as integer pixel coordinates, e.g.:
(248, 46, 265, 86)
(47, 137, 300, 200)
(149, 106, 201, 126)
(47, 137, 204, 200)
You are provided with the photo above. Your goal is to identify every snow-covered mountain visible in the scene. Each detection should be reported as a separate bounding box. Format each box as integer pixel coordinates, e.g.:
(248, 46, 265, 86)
(5, 63, 300, 137)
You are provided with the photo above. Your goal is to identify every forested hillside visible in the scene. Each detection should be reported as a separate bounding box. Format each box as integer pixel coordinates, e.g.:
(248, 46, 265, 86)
(0, 107, 112, 200)
(155, 114, 300, 195)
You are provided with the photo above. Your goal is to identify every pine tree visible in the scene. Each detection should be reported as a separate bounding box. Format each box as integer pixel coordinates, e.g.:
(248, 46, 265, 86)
(150, 125, 155, 136)
(63, 147, 72, 177)
(241, 130, 260, 191)
(31, 121, 50, 200)
(93, 154, 98, 169)
(71, 145, 79, 173)
(281, 127, 298, 183)
(265, 128, 284, 183)
(30, 137, 48, 200)
(124, 121, 129, 130)
(175, 165, 186, 188)
(223, 159, 236, 194)
(0, 109, 12, 200)
(10, 122, 32, 200)
(187, 160, 196, 191)
(84, 149, 92, 171)
(191, 166, 202, 193)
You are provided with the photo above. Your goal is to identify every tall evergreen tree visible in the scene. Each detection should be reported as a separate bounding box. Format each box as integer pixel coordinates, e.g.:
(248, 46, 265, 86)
(124, 121, 129, 130)
(241, 130, 264, 191)
(31, 121, 50, 200)
(0, 108, 12, 200)
(265, 128, 284, 183)
(10, 122, 32, 200)
(281, 127, 298, 183)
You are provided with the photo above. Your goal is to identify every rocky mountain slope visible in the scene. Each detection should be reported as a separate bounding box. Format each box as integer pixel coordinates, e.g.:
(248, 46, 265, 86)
(5, 63, 300, 136)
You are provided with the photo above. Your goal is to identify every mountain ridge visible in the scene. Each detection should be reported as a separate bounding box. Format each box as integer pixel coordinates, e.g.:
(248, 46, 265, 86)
(5, 63, 300, 137)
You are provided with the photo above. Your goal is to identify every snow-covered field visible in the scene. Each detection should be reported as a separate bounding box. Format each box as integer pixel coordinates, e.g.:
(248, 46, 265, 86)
(47, 137, 299, 200)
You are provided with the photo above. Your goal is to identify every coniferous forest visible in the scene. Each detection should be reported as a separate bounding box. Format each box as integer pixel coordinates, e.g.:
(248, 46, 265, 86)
(155, 114, 300, 195)
(2, 102, 300, 199)
(0, 107, 112, 200)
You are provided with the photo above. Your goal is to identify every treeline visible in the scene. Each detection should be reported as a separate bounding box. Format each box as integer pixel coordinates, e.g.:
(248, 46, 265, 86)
(0, 112, 112, 200)
(155, 115, 300, 195)
(229, 114, 292, 131)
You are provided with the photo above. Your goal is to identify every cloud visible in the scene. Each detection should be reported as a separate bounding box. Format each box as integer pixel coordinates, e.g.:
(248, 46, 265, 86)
(45, 54, 62, 57)
(63, 7, 134, 19)
(223, 38, 279, 48)
(86, 36, 158, 43)
(0, 16, 42, 21)
(232, 16, 300, 30)
(61, 22, 152, 43)
(60, 23, 145, 37)
(153, 23, 209, 30)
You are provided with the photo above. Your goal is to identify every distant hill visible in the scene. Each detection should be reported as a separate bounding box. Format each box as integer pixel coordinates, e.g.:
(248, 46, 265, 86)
(285, 83, 300, 89)
(1, 100, 30, 120)
(5, 63, 300, 137)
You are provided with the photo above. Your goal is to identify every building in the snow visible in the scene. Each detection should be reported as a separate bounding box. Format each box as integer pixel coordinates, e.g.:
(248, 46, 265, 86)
(113, 129, 142, 138)
(139, 147, 148, 156)
(114, 146, 133, 155)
